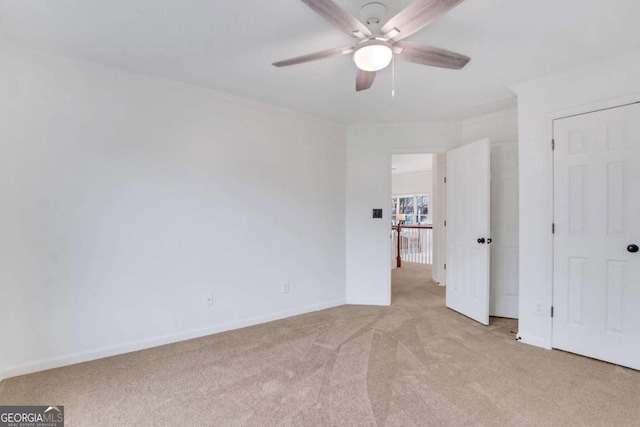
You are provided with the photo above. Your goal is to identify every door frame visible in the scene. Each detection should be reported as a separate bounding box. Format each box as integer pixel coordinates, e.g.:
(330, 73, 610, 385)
(550, 98, 640, 350)
(386, 147, 450, 305)
(547, 95, 640, 349)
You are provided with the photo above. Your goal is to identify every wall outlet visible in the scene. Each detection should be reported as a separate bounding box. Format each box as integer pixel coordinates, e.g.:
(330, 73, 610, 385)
(204, 291, 213, 307)
(281, 282, 290, 294)
(534, 301, 544, 315)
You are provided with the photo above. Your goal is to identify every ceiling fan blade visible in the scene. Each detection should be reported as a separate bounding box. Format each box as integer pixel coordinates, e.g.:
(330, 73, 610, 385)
(381, 0, 465, 41)
(356, 69, 376, 92)
(300, 0, 372, 39)
(395, 41, 470, 69)
(273, 46, 353, 67)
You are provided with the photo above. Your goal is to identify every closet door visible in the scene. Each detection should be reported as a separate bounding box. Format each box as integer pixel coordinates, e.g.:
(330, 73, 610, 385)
(553, 103, 640, 370)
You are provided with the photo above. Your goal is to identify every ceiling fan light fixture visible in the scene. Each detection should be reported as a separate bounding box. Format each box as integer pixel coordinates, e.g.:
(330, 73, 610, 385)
(353, 39, 393, 72)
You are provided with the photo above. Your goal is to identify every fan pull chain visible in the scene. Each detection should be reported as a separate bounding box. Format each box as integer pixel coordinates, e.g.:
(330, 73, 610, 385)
(391, 55, 396, 98)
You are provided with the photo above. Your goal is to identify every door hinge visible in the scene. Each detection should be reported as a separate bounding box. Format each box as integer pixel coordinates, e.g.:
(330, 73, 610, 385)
(552, 139, 555, 150)
(444, 220, 447, 227)
(444, 177, 447, 184)
(552, 223, 555, 234)
(551, 306, 554, 318)
(444, 263, 447, 270)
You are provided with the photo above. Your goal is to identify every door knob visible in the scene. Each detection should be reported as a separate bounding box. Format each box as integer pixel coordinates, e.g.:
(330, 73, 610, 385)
(477, 238, 486, 244)
(628, 244, 639, 253)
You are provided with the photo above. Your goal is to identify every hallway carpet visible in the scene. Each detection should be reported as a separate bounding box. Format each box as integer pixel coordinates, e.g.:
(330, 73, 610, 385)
(2, 263, 639, 426)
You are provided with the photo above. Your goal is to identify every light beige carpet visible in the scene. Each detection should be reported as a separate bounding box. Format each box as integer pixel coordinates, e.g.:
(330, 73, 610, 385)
(2, 263, 640, 426)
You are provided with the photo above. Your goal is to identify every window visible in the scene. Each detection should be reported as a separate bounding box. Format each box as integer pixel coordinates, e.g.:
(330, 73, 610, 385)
(392, 194, 430, 225)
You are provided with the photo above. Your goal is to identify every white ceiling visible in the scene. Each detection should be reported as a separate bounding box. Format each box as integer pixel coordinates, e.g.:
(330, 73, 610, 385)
(392, 154, 432, 175)
(2, 0, 640, 124)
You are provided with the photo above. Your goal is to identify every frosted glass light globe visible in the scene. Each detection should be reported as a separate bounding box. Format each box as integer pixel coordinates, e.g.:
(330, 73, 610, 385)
(353, 40, 393, 72)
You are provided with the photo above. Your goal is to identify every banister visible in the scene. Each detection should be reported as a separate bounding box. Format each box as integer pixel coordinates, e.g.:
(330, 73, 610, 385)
(392, 224, 433, 267)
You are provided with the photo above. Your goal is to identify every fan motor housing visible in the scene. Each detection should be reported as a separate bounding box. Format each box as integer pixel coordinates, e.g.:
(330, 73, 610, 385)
(360, 2, 387, 30)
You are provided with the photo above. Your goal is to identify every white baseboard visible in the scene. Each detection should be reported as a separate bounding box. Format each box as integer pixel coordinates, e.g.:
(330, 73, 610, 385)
(345, 298, 390, 306)
(516, 333, 551, 350)
(0, 298, 346, 382)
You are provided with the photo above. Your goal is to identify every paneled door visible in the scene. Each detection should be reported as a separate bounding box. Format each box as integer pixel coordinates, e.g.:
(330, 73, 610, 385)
(553, 102, 640, 370)
(446, 138, 491, 325)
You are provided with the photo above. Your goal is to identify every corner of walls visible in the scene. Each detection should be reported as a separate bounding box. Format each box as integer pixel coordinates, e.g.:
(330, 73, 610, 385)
(512, 48, 640, 350)
(344, 108, 521, 305)
(0, 45, 348, 380)
(461, 108, 519, 144)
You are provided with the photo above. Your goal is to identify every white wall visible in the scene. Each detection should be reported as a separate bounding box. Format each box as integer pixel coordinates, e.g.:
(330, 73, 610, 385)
(464, 110, 520, 318)
(392, 171, 433, 197)
(346, 123, 460, 305)
(0, 43, 525, 380)
(345, 110, 519, 306)
(489, 141, 519, 318)
(0, 45, 347, 380)
(462, 108, 518, 145)
(432, 111, 519, 287)
(512, 49, 640, 348)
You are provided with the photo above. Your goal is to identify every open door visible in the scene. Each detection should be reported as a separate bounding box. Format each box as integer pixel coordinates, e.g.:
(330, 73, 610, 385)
(446, 138, 491, 325)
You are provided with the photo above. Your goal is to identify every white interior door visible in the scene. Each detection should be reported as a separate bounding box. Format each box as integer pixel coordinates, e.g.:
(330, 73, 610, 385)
(490, 142, 519, 318)
(446, 138, 491, 325)
(553, 103, 640, 370)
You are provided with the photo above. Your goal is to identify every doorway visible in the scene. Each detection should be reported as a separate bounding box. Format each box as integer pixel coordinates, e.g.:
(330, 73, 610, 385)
(389, 152, 439, 304)
(387, 139, 520, 325)
(391, 154, 434, 270)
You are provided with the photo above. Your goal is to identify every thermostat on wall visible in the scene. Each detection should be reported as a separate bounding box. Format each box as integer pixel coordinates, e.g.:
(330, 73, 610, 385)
(372, 209, 383, 219)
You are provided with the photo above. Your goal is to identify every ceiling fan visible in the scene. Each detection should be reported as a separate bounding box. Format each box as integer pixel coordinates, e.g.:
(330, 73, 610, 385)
(273, 0, 471, 92)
